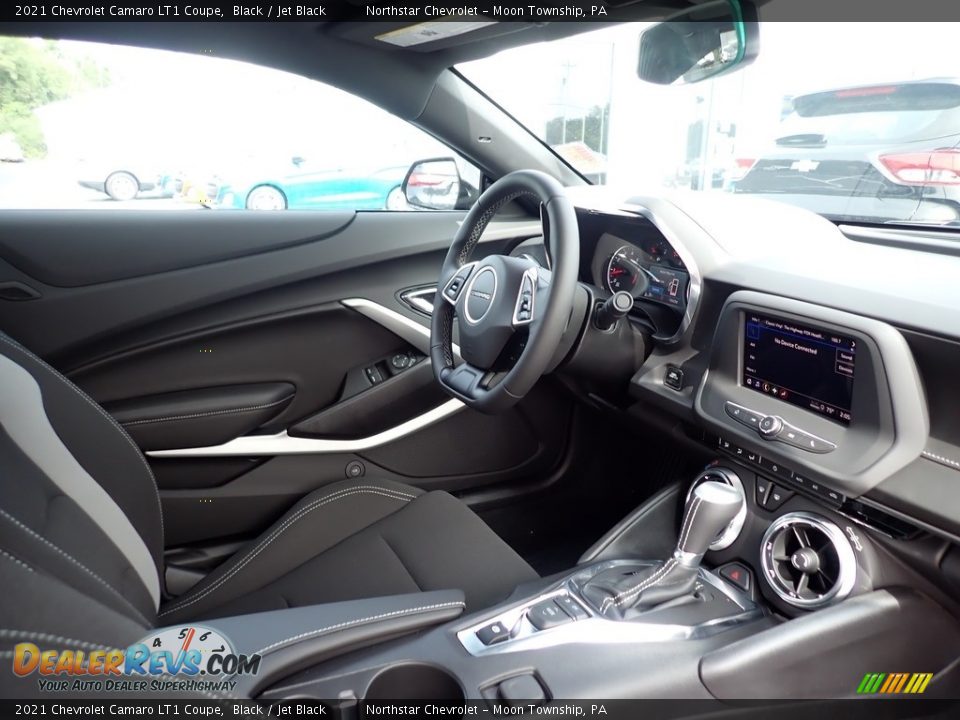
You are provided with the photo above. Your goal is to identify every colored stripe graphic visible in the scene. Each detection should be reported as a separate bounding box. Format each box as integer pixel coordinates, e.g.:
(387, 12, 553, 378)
(893, 673, 909, 693)
(857, 672, 932, 694)
(879, 674, 895, 693)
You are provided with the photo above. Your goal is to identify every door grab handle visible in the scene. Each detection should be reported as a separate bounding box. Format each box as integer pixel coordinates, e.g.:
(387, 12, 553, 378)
(399, 286, 437, 316)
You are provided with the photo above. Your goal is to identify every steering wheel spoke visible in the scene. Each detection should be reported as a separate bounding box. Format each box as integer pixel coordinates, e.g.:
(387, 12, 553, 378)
(439, 361, 490, 403)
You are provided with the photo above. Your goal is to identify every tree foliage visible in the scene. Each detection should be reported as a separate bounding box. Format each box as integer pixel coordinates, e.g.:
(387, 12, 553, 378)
(0, 37, 110, 158)
(544, 104, 610, 155)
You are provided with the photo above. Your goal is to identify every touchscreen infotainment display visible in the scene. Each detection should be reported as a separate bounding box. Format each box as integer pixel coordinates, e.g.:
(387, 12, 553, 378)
(742, 313, 855, 425)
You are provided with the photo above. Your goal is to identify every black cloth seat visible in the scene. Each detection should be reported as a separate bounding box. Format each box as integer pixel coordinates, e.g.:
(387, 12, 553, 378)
(160, 479, 536, 623)
(0, 333, 537, 644)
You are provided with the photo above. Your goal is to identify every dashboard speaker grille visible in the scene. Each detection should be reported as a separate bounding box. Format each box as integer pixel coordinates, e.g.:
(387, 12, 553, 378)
(761, 512, 856, 609)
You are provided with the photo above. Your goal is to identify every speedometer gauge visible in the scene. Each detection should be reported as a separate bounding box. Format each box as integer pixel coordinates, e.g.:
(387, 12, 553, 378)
(606, 245, 647, 295)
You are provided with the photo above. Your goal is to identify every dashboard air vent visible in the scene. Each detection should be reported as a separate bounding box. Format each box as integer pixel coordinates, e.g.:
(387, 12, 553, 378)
(761, 512, 856, 609)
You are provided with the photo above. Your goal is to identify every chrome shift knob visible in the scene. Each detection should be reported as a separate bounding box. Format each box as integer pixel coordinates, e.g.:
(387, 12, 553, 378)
(675, 481, 743, 562)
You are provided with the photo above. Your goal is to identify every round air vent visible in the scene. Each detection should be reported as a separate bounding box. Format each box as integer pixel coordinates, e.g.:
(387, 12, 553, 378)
(760, 512, 856, 609)
(687, 467, 747, 551)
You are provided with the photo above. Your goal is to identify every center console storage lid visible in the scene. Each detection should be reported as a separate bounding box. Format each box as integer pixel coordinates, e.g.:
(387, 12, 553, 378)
(699, 588, 960, 699)
(193, 590, 466, 697)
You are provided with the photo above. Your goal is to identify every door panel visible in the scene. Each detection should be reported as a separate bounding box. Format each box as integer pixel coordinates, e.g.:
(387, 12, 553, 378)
(0, 211, 355, 287)
(0, 210, 539, 360)
(70, 304, 408, 432)
(0, 210, 570, 560)
(105, 381, 296, 451)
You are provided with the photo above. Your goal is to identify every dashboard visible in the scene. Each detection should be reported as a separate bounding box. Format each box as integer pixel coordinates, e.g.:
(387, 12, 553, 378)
(567, 187, 960, 548)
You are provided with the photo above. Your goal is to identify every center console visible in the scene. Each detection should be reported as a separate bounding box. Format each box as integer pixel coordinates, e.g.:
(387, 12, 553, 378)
(457, 480, 759, 662)
(259, 479, 778, 704)
(255, 459, 960, 703)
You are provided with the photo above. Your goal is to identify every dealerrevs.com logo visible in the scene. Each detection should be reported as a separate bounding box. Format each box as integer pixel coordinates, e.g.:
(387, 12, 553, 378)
(12, 626, 260, 693)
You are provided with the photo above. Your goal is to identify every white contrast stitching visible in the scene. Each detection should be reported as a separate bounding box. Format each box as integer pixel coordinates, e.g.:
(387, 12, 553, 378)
(0, 335, 165, 537)
(600, 558, 678, 613)
(159, 486, 416, 617)
(0, 629, 118, 651)
(251, 601, 465, 658)
(0, 548, 33, 572)
(677, 496, 703, 552)
(598, 498, 702, 614)
(922, 450, 960, 470)
(0, 508, 151, 626)
(121, 396, 292, 426)
(600, 496, 705, 612)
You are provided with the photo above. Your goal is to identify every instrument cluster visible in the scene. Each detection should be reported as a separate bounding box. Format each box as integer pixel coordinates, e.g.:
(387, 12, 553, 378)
(603, 235, 690, 312)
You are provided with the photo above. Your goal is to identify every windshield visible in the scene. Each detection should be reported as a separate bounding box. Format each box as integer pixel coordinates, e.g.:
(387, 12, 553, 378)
(459, 23, 960, 228)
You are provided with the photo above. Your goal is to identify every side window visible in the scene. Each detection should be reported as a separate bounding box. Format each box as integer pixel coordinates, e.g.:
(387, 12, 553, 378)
(0, 36, 479, 211)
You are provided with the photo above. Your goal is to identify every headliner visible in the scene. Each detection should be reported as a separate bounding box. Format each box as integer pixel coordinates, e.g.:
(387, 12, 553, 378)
(0, 2, 708, 121)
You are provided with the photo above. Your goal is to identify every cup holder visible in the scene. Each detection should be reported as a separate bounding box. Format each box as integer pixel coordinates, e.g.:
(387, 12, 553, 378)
(366, 663, 464, 700)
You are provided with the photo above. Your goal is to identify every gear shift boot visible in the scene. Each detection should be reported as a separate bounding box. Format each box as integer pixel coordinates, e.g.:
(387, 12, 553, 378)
(580, 481, 743, 619)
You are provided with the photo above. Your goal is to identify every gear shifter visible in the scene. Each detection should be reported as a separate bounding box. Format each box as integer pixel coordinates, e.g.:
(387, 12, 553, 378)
(581, 481, 743, 619)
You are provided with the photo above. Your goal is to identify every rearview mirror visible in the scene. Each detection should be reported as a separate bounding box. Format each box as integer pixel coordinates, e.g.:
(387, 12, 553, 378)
(402, 158, 464, 211)
(637, 0, 759, 86)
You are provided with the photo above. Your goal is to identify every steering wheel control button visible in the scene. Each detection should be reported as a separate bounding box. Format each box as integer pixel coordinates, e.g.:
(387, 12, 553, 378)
(527, 599, 575, 630)
(554, 594, 589, 620)
(665, 365, 684, 390)
(758, 414, 783, 438)
(718, 562, 753, 593)
(764, 483, 795, 512)
(513, 267, 538, 326)
(476, 621, 511, 646)
(442, 262, 477, 304)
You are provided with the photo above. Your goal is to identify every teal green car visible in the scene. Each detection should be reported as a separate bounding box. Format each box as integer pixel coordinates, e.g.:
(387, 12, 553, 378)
(211, 160, 409, 211)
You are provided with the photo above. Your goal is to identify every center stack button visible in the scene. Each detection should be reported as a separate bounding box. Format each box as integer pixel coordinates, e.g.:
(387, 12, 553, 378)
(758, 415, 783, 438)
(724, 402, 765, 431)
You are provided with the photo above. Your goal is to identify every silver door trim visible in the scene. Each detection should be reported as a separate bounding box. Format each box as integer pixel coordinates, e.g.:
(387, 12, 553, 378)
(146, 298, 464, 457)
(342, 297, 461, 359)
(146, 399, 464, 457)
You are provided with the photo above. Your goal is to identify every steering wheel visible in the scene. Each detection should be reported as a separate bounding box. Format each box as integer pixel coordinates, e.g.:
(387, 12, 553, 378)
(430, 170, 579, 413)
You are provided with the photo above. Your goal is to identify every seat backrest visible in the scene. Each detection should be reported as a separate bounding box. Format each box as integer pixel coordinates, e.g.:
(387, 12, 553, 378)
(0, 334, 162, 637)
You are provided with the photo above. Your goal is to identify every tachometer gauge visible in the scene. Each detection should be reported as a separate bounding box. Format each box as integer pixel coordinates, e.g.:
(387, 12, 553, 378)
(606, 245, 648, 295)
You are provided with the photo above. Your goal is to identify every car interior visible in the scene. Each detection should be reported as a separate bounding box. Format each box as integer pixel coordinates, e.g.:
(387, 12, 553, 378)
(2, 1, 960, 707)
